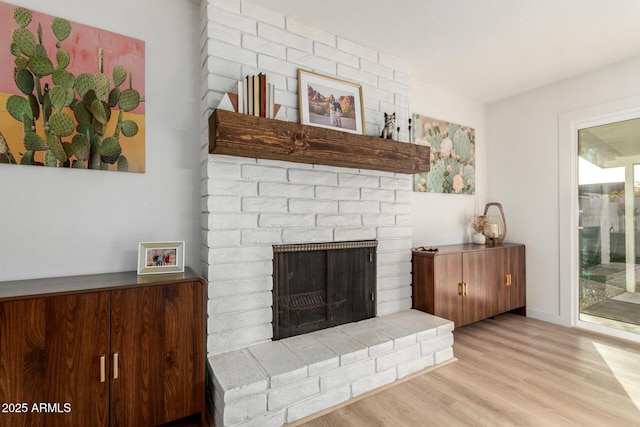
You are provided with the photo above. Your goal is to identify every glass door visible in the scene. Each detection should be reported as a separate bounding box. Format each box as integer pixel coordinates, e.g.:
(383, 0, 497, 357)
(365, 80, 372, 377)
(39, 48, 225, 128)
(578, 119, 640, 333)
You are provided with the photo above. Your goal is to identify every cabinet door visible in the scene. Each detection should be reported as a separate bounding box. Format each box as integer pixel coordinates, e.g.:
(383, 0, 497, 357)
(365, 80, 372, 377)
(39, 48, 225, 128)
(0, 293, 110, 427)
(461, 251, 488, 325)
(505, 246, 526, 312)
(432, 253, 465, 326)
(492, 246, 526, 314)
(485, 248, 505, 317)
(110, 281, 205, 426)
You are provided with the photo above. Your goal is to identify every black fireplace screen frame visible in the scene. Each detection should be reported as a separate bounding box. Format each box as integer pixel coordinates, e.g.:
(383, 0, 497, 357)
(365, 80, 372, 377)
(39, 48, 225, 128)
(272, 240, 377, 340)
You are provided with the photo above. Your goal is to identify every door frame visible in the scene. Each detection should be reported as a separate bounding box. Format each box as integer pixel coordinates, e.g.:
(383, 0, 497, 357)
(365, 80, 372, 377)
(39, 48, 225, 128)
(559, 96, 640, 342)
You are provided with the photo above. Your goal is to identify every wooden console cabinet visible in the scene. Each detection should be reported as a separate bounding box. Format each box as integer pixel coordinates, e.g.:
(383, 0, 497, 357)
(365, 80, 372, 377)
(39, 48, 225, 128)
(0, 268, 205, 427)
(412, 243, 525, 327)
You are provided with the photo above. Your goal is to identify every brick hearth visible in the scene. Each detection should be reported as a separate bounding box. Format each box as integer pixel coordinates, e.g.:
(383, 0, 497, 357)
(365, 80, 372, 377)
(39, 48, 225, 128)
(208, 310, 454, 427)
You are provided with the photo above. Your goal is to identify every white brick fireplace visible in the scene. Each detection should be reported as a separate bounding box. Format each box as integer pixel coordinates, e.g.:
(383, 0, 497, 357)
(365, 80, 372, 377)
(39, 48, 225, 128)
(201, 0, 415, 357)
(200, 2, 455, 425)
(204, 156, 414, 355)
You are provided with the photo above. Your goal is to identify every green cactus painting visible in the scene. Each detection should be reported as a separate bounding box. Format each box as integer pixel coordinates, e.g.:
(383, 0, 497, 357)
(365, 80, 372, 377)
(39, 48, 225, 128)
(0, 3, 145, 172)
(412, 114, 475, 194)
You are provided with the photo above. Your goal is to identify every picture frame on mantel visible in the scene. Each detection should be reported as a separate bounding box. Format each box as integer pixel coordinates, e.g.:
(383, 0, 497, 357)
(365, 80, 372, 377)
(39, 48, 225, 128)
(137, 241, 185, 275)
(298, 69, 365, 135)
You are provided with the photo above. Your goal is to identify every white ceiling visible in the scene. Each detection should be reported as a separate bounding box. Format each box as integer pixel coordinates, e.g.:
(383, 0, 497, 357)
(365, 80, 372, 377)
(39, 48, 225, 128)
(265, 0, 640, 103)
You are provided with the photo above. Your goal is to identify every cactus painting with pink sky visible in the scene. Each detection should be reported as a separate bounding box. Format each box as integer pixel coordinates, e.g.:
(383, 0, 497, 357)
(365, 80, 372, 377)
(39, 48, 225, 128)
(0, 2, 145, 172)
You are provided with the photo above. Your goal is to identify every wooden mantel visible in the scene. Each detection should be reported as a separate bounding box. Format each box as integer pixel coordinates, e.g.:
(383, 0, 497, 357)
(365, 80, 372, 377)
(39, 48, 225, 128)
(208, 109, 430, 174)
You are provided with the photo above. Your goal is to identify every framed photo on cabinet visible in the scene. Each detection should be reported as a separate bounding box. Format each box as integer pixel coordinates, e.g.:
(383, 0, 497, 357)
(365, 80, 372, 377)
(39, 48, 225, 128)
(137, 241, 185, 275)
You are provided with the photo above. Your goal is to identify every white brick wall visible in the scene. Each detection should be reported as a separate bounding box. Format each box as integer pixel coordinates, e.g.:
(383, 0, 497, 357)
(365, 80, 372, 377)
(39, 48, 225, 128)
(202, 0, 415, 357)
(203, 0, 410, 138)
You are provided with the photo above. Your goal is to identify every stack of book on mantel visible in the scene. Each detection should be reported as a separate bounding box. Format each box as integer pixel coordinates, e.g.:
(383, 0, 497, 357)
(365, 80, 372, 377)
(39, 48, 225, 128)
(237, 73, 276, 118)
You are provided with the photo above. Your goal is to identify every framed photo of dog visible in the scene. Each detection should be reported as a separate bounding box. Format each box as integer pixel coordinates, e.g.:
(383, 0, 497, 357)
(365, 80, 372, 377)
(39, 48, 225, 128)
(298, 69, 365, 135)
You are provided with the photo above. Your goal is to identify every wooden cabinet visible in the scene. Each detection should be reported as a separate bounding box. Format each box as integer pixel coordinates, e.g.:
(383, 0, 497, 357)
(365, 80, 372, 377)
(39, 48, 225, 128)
(417, 250, 488, 327)
(0, 269, 205, 427)
(412, 244, 525, 327)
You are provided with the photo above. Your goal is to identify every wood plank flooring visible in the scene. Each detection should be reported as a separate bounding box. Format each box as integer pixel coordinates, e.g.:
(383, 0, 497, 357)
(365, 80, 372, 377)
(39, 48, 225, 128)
(294, 314, 640, 426)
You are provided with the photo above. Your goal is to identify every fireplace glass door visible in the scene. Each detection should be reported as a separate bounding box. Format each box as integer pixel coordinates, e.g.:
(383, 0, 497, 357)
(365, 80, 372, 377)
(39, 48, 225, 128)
(272, 241, 377, 340)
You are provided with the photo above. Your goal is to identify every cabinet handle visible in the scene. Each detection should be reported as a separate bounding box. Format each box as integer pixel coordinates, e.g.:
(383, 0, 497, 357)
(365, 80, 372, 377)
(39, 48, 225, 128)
(505, 274, 512, 286)
(100, 355, 106, 383)
(113, 353, 119, 379)
(459, 282, 468, 296)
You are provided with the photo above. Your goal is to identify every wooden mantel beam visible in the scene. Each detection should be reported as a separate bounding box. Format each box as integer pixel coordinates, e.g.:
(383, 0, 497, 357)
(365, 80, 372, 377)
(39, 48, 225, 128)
(208, 109, 430, 175)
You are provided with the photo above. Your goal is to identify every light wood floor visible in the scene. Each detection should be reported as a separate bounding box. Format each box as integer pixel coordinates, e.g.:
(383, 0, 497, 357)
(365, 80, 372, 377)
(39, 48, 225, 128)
(295, 314, 640, 426)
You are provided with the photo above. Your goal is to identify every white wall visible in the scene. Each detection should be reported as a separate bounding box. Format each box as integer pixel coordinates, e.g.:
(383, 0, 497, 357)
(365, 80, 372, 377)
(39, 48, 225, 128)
(409, 78, 488, 246)
(0, 0, 202, 281)
(487, 56, 640, 325)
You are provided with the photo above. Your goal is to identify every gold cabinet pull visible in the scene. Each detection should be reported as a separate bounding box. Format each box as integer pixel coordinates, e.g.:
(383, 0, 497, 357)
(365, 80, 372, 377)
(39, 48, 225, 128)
(113, 353, 119, 379)
(100, 355, 106, 383)
(505, 273, 512, 286)
(459, 282, 468, 296)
